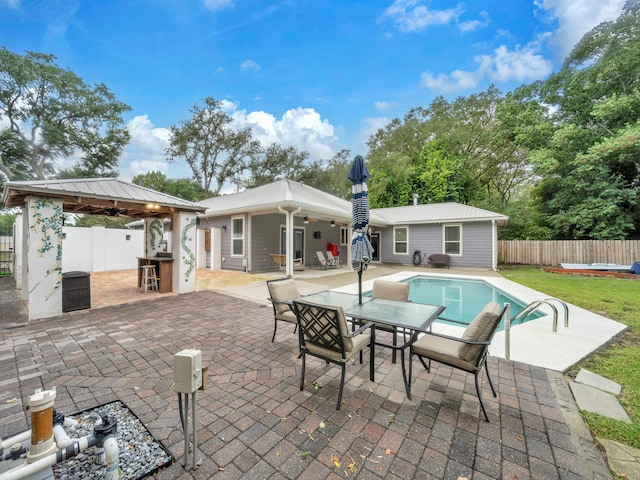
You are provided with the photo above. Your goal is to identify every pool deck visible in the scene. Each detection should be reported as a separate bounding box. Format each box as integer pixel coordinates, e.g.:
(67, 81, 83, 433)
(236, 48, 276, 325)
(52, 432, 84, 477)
(327, 270, 628, 373)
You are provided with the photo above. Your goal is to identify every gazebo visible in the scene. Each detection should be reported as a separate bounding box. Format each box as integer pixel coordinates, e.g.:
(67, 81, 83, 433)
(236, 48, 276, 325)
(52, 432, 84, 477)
(2, 178, 206, 320)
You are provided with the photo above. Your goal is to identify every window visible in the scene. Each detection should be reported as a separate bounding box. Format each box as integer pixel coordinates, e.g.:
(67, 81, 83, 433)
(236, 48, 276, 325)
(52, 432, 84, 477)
(231, 216, 244, 256)
(393, 226, 408, 254)
(444, 224, 461, 255)
(340, 227, 349, 246)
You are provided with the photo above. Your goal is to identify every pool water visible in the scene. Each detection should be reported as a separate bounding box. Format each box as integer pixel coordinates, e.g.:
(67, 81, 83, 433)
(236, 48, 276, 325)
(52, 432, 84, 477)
(394, 276, 538, 327)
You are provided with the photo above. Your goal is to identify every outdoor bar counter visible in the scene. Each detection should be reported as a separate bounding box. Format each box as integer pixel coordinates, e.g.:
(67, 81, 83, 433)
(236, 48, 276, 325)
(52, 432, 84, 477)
(137, 256, 174, 293)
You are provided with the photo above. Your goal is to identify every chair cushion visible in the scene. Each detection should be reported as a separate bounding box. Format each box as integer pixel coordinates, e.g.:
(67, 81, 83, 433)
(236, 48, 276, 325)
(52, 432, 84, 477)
(275, 309, 297, 324)
(372, 280, 409, 302)
(306, 332, 371, 363)
(268, 279, 300, 314)
(459, 301, 501, 362)
(412, 333, 479, 372)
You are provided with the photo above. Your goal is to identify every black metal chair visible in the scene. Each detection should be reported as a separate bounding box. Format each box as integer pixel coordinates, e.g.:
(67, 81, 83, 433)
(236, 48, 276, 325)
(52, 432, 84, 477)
(408, 301, 508, 421)
(292, 299, 375, 410)
(266, 278, 300, 342)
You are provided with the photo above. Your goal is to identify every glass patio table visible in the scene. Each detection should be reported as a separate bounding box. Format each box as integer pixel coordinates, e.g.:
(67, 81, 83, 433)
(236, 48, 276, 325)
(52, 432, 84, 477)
(295, 291, 445, 397)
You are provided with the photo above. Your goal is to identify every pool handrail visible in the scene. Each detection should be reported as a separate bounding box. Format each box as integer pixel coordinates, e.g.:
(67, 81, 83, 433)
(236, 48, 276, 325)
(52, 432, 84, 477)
(510, 298, 569, 333)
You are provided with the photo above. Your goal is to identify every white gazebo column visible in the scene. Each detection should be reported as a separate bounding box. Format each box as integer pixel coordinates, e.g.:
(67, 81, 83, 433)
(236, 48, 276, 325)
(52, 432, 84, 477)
(172, 211, 198, 294)
(144, 218, 165, 257)
(25, 196, 64, 320)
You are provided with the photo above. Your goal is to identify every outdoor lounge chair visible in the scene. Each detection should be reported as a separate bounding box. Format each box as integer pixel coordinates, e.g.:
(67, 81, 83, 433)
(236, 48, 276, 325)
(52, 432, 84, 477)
(371, 280, 410, 364)
(408, 301, 507, 422)
(316, 251, 330, 269)
(266, 278, 300, 342)
(292, 299, 375, 410)
(325, 250, 340, 268)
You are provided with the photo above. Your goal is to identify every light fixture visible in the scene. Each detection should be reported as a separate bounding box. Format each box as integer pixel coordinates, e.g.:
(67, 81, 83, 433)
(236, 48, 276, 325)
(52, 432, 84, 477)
(303, 215, 309, 224)
(331, 220, 336, 227)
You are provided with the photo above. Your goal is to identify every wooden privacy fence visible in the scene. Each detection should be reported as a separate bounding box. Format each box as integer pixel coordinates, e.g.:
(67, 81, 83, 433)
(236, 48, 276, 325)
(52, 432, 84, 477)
(498, 240, 640, 266)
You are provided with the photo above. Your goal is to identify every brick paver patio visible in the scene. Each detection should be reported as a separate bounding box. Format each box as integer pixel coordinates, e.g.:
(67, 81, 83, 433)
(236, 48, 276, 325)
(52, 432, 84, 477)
(0, 282, 613, 479)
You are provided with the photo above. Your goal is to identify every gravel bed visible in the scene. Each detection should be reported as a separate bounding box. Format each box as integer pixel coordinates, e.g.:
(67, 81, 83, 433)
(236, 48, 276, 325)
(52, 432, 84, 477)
(52, 400, 172, 480)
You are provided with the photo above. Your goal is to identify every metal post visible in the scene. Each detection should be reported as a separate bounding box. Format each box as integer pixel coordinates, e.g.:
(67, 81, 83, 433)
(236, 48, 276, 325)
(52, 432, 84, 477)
(504, 303, 511, 362)
(192, 391, 197, 470)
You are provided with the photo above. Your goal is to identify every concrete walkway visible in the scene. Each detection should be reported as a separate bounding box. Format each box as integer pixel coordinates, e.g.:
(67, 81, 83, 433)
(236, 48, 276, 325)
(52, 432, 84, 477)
(0, 269, 629, 479)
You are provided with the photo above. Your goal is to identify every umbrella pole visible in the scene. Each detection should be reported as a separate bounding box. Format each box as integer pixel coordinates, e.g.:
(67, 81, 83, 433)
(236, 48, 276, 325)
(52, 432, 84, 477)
(358, 268, 363, 305)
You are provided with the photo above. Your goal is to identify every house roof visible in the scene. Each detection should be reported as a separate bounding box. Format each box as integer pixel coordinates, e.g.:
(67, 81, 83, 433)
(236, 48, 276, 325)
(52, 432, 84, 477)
(373, 202, 509, 226)
(2, 178, 206, 219)
(198, 179, 508, 226)
(199, 179, 389, 225)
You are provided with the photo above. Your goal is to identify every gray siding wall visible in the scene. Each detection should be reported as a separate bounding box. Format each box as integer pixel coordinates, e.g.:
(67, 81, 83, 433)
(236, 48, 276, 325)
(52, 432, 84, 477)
(199, 214, 245, 271)
(377, 221, 494, 268)
(202, 213, 343, 272)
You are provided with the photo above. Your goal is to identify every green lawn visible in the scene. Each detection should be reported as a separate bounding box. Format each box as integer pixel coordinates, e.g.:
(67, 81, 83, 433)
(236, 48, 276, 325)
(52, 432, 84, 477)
(500, 267, 640, 449)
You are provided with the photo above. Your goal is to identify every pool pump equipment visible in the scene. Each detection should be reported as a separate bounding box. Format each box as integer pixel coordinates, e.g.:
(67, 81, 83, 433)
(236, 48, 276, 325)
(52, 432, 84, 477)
(174, 348, 204, 470)
(0, 387, 120, 480)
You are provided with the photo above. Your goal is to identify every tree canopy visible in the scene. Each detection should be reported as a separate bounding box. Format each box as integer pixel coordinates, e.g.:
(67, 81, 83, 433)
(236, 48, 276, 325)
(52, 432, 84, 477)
(165, 97, 260, 197)
(132, 171, 204, 202)
(0, 48, 131, 183)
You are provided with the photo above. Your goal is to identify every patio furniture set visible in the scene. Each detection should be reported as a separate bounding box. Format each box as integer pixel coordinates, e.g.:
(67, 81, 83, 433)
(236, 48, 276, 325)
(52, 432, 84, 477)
(266, 277, 507, 421)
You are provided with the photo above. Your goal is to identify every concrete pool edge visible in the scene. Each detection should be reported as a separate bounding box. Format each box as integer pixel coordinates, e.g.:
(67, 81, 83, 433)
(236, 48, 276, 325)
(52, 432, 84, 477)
(332, 271, 628, 372)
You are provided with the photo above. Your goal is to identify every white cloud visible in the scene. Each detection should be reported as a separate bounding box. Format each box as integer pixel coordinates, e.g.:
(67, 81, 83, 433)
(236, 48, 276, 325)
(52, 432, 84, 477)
(374, 100, 396, 111)
(119, 115, 171, 180)
(203, 0, 233, 12)
(534, 0, 625, 58)
(228, 105, 340, 160)
(381, 0, 463, 32)
(0, 0, 20, 8)
(420, 69, 481, 93)
(240, 59, 260, 71)
(458, 10, 490, 32)
(420, 37, 553, 93)
(479, 39, 553, 83)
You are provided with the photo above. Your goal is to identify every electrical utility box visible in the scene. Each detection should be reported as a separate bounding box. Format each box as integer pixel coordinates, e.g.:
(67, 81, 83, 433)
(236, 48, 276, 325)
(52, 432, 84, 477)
(174, 349, 202, 393)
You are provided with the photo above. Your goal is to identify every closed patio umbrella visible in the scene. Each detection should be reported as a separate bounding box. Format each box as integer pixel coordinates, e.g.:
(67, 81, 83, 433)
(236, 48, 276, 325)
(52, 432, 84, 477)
(348, 154, 374, 304)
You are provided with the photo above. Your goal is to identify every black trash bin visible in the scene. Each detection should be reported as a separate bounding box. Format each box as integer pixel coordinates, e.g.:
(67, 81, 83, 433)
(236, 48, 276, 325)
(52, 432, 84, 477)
(62, 271, 91, 312)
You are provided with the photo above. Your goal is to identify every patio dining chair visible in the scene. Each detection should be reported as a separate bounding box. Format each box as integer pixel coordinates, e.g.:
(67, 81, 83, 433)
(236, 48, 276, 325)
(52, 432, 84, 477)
(292, 299, 375, 410)
(266, 278, 300, 342)
(371, 280, 410, 364)
(408, 301, 507, 422)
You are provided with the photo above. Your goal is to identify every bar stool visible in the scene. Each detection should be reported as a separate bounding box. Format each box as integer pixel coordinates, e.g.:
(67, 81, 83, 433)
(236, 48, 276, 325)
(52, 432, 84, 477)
(140, 265, 158, 293)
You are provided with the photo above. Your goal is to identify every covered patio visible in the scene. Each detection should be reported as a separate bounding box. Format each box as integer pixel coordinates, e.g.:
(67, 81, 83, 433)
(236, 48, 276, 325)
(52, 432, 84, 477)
(2, 178, 206, 321)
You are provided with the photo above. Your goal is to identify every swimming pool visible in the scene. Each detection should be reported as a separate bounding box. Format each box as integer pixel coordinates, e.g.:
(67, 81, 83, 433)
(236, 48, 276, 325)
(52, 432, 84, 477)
(398, 275, 538, 326)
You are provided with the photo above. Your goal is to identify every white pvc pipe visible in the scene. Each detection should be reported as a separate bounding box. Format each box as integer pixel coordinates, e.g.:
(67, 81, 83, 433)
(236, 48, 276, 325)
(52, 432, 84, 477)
(0, 436, 92, 480)
(52, 424, 72, 449)
(1, 431, 31, 450)
(103, 436, 120, 480)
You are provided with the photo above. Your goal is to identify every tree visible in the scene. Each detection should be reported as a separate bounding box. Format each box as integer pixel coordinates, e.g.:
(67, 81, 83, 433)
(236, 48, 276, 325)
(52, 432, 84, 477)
(525, 0, 640, 238)
(132, 171, 204, 202)
(166, 97, 260, 197)
(366, 87, 534, 209)
(241, 143, 310, 188)
(0, 48, 131, 181)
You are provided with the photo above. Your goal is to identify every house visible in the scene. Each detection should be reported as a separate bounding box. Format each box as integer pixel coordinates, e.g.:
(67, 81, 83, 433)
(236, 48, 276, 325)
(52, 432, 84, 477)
(197, 179, 508, 276)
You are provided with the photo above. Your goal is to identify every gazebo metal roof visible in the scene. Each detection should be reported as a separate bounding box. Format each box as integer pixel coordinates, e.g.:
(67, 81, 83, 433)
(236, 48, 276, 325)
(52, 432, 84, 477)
(2, 178, 206, 219)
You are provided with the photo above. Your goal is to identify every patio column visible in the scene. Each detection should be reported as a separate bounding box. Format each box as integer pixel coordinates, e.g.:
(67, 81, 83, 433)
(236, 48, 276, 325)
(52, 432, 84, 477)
(144, 218, 165, 258)
(25, 196, 64, 320)
(172, 211, 198, 294)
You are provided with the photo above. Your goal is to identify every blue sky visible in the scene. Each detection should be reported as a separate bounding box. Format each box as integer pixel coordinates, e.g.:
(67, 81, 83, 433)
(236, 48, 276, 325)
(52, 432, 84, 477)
(0, 0, 626, 187)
